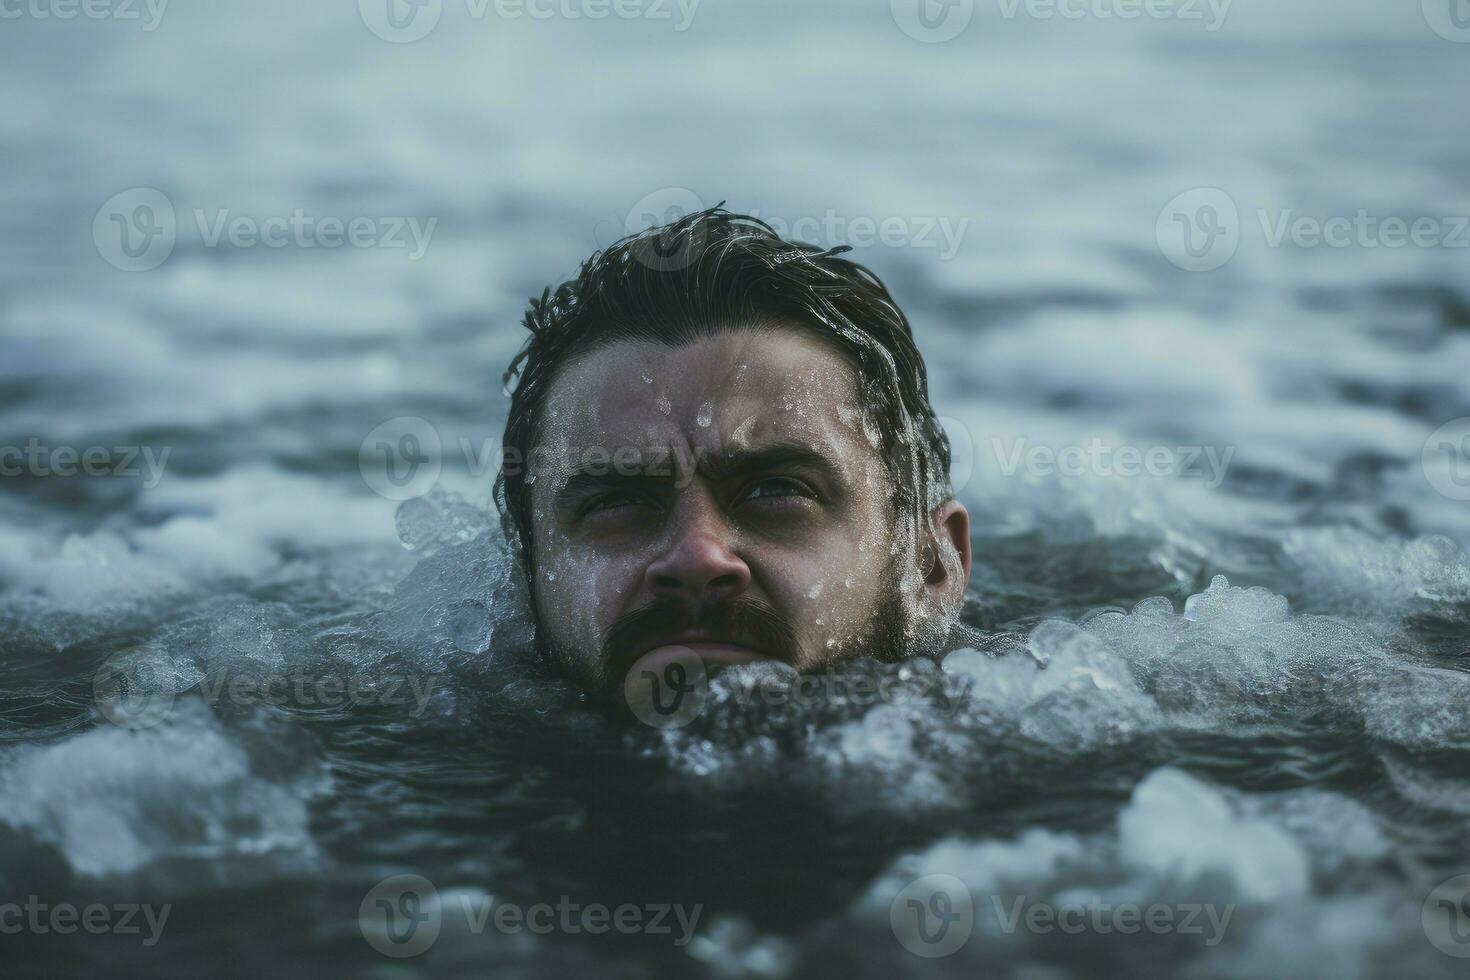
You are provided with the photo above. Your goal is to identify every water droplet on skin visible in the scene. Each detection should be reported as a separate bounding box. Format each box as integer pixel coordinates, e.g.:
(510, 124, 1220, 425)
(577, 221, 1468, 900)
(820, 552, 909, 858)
(727, 415, 759, 447)
(696, 402, 713, 428)
(656, 394, 672, 415)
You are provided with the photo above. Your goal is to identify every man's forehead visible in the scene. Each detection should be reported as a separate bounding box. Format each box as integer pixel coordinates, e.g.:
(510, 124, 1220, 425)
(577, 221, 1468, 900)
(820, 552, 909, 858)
(538, 328, 866, 449)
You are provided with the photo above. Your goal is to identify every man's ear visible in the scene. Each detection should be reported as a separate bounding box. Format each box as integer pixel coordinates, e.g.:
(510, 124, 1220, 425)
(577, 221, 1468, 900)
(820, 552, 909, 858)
(922, 499, 972, 598)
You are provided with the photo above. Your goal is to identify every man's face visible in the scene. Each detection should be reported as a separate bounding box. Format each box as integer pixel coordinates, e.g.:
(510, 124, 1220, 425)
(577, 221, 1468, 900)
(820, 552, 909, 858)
(524, 326, 927, 689)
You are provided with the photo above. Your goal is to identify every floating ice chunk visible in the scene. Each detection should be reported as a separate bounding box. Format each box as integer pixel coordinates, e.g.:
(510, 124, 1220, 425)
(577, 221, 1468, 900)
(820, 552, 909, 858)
(1083, 580, 1387, 730)
(1361, 664, 1470, 752)
(1200, 890, 1420, 980)
(1245, 789, 1390, 876)
(395, 487, 489, 556)
(444, 600, 495, 654)
(1183, 575, 1289, 627)
(42, 532, 186, 613)
(840, 704, 914, 760)
(685, 915, 797, 979)
(387, 529, 534, 671)
(940, 646, 989, 680)
(852, 828, 1085, 921)
(947, 621, 1160, 750)
(0, 700, 325, 877)
(1118, 768, 1308, 902)
(1284, 527, 1470, 613)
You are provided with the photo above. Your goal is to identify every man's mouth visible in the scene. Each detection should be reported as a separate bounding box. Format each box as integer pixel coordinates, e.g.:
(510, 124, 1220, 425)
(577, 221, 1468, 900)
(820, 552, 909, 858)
(599, 597, 800, 692)
(628, 636, 772, 677)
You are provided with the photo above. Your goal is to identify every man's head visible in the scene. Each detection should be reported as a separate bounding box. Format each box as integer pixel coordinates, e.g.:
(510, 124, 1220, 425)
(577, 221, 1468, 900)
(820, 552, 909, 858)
(494, 207, 970, 690)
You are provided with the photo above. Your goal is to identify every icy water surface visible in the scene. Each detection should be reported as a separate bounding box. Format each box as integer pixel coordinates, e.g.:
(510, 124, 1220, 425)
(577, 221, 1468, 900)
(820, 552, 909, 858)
(4, 1, 1470, 976)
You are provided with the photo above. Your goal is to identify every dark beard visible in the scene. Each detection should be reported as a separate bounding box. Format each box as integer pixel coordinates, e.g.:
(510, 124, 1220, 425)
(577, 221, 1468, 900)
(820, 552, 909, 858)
(534, 575, 920, 696)
(599, 594, 801, 693)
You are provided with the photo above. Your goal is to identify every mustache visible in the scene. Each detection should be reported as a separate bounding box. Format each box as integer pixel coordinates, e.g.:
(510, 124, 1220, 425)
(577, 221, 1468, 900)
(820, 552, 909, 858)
(600, 595, 800, 689)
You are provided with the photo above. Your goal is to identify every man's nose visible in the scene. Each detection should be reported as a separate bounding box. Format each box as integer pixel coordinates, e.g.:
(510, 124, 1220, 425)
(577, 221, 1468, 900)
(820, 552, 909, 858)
(645, 505, 751, 605)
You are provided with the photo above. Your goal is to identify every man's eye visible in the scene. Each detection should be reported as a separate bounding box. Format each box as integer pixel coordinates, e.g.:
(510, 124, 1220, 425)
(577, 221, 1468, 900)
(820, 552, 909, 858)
(579, 492, 642, 517)
(741, 477, 815, 503)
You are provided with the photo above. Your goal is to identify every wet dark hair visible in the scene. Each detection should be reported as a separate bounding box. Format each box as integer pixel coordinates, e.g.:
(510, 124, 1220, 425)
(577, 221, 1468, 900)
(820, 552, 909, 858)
(493, 205, 952, 571)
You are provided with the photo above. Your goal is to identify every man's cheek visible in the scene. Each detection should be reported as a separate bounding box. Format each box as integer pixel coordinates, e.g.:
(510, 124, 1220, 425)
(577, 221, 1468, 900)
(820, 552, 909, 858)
(535, 544, 630, 656)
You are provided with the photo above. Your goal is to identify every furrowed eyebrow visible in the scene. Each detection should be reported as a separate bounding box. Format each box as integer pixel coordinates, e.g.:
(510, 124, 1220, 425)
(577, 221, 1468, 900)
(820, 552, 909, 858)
(549, 438, 848, 514)
(553, 467, 672, 511)
(696, 439, 845, 484)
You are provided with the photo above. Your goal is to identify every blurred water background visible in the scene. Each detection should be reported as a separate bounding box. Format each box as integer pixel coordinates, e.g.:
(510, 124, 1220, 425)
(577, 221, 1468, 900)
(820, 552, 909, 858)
(3, 0, 1470, 976)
